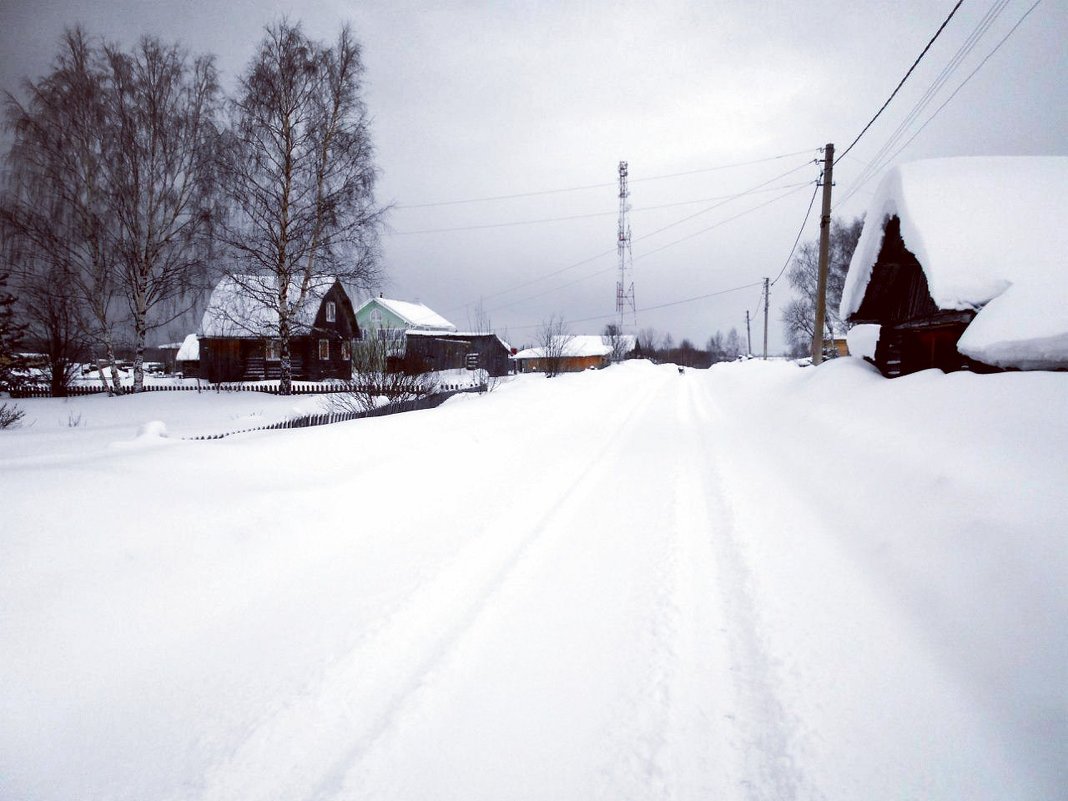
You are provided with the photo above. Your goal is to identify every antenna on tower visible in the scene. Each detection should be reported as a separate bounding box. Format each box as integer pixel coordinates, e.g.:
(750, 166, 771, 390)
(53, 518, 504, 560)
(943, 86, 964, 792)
(616, 160, 636, 330)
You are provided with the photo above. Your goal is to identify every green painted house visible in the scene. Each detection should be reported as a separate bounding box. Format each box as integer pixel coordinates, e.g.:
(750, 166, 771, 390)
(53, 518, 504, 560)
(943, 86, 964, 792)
(354, 296, 456, 353)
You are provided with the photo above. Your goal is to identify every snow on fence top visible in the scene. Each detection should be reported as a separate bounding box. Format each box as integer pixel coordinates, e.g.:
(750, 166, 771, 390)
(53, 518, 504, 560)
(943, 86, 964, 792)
(840, 156, 1068, 370)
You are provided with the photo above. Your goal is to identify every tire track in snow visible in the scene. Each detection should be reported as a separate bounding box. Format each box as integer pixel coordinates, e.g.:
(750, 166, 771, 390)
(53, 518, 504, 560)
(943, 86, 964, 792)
(592, 377, 736, 801)
(185, 374, 669, 801)
(685, 376, 823, 801)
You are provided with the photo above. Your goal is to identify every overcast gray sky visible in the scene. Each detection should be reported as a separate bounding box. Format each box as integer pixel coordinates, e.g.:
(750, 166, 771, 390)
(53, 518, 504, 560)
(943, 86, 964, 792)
(2, 0, 1065, 351)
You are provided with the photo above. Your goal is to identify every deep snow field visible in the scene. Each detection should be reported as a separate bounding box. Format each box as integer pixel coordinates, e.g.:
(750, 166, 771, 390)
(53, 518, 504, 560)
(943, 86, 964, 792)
(1, 358, 1065, 800)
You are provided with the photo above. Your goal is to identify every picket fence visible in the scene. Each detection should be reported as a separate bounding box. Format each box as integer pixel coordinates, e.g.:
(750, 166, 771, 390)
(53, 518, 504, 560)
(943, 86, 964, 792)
(183, 386, 484, 441)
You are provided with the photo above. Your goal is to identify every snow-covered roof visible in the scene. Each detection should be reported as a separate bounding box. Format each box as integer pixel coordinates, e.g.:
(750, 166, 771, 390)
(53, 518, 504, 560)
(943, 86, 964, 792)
(405, 330, 510, 349)
(358, 297, 455, 331)
(176, 333, 199, 361)
(200, 276, 342, 338)
(840, 157, 1068, 370)
(515, 334, 636, 360)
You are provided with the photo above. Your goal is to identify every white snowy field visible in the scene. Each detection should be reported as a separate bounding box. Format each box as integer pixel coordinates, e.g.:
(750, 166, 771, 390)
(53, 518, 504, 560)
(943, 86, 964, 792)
(1, 358, 1064, 801)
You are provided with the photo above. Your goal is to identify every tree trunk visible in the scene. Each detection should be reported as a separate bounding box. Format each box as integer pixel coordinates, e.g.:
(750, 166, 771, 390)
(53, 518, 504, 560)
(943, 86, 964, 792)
(279, 312, 292, 395)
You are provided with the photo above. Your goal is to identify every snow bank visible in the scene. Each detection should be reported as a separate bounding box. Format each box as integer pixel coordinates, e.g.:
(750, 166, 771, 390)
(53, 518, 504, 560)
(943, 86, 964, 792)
(841, 157, 1068, 369)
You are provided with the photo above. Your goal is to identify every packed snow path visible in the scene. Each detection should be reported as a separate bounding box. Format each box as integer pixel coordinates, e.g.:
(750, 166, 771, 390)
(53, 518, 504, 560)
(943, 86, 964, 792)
(2, 360, 1064, 800)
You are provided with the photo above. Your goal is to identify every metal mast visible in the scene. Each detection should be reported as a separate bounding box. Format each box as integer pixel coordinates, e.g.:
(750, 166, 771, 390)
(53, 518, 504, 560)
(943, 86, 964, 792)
(616, 160, 636, 329)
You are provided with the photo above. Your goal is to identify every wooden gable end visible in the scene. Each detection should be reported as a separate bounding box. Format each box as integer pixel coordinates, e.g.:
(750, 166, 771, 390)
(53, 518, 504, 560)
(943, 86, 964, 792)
(852, 216, 942, 326)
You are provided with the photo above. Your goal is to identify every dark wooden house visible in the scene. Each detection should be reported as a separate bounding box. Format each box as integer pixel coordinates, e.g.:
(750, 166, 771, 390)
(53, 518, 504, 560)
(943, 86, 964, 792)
(403, 331, 513, 377)
(847, 216, 982, 377)
(841, 157, 1068, 377)
(197, 276, 359, 383)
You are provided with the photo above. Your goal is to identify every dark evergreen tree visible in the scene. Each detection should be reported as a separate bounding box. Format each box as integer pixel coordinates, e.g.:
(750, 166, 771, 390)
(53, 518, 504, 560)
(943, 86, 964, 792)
(0, 268, 28, 390)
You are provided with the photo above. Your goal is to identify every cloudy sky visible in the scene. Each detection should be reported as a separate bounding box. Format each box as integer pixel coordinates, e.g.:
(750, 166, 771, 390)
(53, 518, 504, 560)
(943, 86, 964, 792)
(2, 0, 1065, 351)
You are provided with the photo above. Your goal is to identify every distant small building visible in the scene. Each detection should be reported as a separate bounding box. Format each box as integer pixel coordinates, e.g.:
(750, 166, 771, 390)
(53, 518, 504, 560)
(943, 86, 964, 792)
(154, 342, 183, 374)
(841, 157, 1068, 377)
(514, 335, 636, 374)
(175, 334, 200, 377)
(354, 296, 455, 355)
(197, 275, 359, 382)
(404, 331, 513, 377)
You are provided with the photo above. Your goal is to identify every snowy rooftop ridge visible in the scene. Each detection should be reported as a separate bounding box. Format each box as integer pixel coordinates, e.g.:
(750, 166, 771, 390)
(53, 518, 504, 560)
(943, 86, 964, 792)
(176, 333, 199, 361)
(361, 297, 456, 331)
(841, 156, 1068, 370)
(200, 275, 341, 338)
(515, 334, 636, 360)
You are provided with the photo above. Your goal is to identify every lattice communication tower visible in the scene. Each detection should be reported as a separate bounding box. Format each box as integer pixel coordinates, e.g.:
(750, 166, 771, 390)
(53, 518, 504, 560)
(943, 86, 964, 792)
(616, 160, 636, 329)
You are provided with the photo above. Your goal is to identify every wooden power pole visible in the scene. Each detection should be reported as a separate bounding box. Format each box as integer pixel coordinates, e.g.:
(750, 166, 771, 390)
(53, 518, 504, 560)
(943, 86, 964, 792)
(745, 310, 752, 356)
(811, 142, 835, 364)
(762, 277, 769, 359)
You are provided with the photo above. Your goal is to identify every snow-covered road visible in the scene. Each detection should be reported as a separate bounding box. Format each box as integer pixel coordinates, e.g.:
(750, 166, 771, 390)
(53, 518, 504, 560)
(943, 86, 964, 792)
(2, 360, 1064, 800)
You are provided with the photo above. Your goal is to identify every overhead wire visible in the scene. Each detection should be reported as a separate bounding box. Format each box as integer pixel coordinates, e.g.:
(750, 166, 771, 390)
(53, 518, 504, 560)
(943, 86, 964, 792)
(482, 177, 817, 317)
(835, 0, 964, 165)
(390, 180, 813, 235)
(505, 280, 765, 333)
(451, 155, 820, 313)
(391, 148, 818, 210)
(771, 177, 822, 287)
(836, 0, 1043, 209)
(837, 0, 1014, 207)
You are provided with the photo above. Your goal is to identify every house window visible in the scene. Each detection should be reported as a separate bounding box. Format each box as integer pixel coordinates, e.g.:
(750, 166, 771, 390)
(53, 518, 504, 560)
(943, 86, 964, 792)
(326, 301, 336, 323)
(266, 340, 281, 361)
(341, 340, 351, 361)
(319, 339, 329, 360)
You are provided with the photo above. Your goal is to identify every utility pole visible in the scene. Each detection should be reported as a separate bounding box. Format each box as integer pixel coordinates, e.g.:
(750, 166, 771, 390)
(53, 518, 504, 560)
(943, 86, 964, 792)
(811, 142, 835, 364)
(762, 277, 769, 360)
(745, 310, 752, 356)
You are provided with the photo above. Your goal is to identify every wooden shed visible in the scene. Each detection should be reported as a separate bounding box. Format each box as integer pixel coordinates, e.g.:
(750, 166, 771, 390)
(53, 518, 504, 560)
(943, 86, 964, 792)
(514, 335, 635, 374)
(403, 331, 513, 377)
(197, 276, 359, 383)
(840, 157, 1068, 377)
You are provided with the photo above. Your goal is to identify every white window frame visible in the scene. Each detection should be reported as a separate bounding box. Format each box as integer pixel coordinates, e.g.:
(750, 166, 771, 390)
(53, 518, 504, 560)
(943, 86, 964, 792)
(326, 301, 336, 323)
(266, 339, 281, 361)
(319, 339, 330, 360)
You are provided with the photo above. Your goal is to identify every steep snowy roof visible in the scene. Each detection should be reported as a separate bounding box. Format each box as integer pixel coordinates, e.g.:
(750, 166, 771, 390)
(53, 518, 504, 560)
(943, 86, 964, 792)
(359, 297, 455, 331)
(841, 157, 1068, 370)
(200, 276, 341, 338)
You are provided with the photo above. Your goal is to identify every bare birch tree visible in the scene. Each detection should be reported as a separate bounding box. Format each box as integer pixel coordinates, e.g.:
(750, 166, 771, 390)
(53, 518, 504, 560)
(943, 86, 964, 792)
(218, 20, 383, 394)
(539, 314, 572, 378)
(2, 28, 126, 394)
(782, 215, 864, 355)
(102, 36, 221, 392)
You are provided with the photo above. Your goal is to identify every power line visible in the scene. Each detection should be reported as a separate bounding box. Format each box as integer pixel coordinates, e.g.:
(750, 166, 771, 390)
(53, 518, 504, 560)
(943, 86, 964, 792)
(481, 179, 816, 317)
(836, 0, 1043, 209)
(389, 181, 813, 235)
(451, 161, 818, 314)
(632, 159, 817, 244)
(838, 0, 1013, 207)
(835, 0, 964, 164)
(506, 280, 764, 333)
(771, 176, 822, 286)
(392, 148, 818, 209)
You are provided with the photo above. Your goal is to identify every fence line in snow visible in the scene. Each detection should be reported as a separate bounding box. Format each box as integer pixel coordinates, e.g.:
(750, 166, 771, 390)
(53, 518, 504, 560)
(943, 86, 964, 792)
(182, 385, 485, 441)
